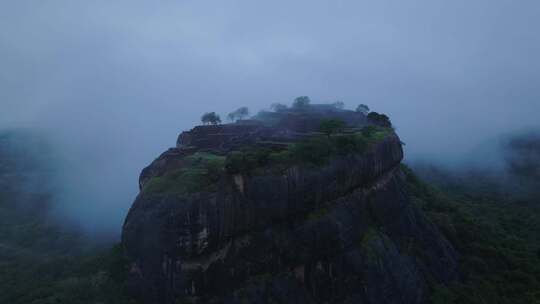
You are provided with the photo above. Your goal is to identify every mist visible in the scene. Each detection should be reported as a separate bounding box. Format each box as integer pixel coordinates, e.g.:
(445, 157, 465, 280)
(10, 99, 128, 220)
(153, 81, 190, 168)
(2, 0, 540, 238)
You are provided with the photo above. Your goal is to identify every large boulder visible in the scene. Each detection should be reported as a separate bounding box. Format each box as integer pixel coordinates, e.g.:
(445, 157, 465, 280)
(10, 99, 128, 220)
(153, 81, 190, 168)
(122, 130, 458, 304)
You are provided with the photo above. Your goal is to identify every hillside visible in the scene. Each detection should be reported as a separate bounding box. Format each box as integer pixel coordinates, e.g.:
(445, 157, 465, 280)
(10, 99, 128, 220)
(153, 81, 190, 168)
(407, 164, 540, 304)
(0, 131, 132, 304)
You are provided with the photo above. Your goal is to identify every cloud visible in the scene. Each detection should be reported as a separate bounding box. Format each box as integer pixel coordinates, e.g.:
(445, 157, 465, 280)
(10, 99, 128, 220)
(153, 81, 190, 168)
(1, 0, 539, 236)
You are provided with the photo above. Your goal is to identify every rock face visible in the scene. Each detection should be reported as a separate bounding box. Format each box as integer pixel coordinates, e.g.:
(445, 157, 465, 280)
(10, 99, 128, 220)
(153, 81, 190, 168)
(122, 112, 458, 304)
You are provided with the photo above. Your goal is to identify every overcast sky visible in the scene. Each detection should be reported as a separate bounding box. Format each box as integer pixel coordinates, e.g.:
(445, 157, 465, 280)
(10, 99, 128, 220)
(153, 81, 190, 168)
(1, 1, 539, 236)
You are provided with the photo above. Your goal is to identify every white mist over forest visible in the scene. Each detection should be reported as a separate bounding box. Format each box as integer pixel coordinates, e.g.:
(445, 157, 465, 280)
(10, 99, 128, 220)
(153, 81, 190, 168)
(1, 1, 539, 237)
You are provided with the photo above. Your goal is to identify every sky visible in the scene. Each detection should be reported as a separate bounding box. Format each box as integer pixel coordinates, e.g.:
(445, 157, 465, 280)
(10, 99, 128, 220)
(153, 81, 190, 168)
(1, 0, 539, 236)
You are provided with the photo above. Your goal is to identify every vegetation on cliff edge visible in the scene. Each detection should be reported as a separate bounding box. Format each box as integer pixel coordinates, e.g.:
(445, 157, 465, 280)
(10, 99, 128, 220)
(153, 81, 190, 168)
(143, 152, 225, 195)
(225, 125, 393, 174)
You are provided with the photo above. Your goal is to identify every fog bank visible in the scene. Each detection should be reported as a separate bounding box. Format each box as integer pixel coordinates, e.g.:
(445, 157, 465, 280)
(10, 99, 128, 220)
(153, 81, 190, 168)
(1, 1, 539, 237)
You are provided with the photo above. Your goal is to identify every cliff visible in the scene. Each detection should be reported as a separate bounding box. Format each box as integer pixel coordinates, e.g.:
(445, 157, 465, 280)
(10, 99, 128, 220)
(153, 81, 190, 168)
(122, 110, 458, 304)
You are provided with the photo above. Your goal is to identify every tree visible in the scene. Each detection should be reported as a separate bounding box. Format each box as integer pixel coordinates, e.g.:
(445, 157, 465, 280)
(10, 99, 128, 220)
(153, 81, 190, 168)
(201, 112, 221, 125)
(319, 119, 346, 138)
(356, 104, 370, 115)
(270, 103, 288, 112)
(367, 112, 391, 128)
(332, 101, 345, 110)
(292, 96, 311, 109)
(227, 107, 250, 122)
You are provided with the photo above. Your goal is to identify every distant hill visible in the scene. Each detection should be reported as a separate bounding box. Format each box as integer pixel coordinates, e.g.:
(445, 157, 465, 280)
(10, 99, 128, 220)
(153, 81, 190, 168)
(0, 130, 133, 304)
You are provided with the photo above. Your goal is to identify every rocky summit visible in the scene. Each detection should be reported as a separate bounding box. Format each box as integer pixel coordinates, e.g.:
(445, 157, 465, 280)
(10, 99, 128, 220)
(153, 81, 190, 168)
(121, 106, 459, 304)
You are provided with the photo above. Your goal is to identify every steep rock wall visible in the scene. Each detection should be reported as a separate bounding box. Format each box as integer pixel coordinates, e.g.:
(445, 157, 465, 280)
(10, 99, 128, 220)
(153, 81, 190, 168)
(122, 133, 458, 304)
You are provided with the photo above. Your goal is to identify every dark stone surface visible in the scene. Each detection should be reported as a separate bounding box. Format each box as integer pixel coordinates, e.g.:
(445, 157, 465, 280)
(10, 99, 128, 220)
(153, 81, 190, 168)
(177, 124, 272, 151)
(122, 128, 459, 304)
(138, 148, 191, 190)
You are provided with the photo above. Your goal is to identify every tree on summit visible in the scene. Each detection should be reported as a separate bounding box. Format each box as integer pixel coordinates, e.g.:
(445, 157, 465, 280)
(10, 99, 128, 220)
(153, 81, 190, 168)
(201, 112, 221, 125)
(270, 103, 288, 112)
(356, 104, 370, 115)
(292, 96, 311, 109)
(227, 107, 250, 122)
(367, 112, 391, 128)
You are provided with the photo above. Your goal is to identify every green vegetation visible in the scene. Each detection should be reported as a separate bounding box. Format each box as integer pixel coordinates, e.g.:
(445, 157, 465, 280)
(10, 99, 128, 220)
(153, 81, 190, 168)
(145, 126, 391, 195)
(306, 206, 330, 221)
(290, 136, 342, 166)
(360, 227, 381, 245)
(292, 96, 311, 109)
(0, 133, 135, 304)
(3, 128, 540, 304)
(0, 241, 134, 304)
(225, 148, 274, 175)
(225, 125, 393, 174)
(201, 112, 221, 125)
(362, 125, 393, 142)
(0, 243, 134, 304)
(403, 165, 540, 304)
(359, 228, 391, 265)
(143, 152, 225, 195)
(367, 111, 392, 128)
(319, 119, 346, 137)
(356, 104, 370, 115)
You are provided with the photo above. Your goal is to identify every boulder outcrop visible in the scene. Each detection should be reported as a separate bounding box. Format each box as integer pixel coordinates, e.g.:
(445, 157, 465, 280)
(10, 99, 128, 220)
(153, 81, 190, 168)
(122, 110, 458, 304)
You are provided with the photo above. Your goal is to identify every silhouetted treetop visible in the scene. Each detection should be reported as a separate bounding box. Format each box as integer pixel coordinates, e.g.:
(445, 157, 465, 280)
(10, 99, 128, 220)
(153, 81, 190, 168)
(367, 112, 391, 128)
(292, 96, 311, 109)
(227, 107, 250, 122)
(356, 104, 370, 115)
(270, 103, 288, 112)
(201, 112, 221, 125)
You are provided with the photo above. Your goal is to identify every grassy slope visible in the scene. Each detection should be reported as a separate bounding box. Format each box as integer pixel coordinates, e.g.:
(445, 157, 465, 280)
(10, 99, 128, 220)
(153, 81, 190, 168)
(142, 152, 226, 195)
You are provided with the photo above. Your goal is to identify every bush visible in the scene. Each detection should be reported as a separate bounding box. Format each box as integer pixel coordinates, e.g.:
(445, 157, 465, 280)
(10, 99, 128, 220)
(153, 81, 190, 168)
(367, 112, 392, 127)
(290, 137, 334, 166)
(201, 112, 221, 125)
(319, 119, 346, 137)
(225, 129, 391, 174)
(334, 135, 367, 156)
(356, 104, 370, 115)
(292, 96, 311, 109)
(225, 148, 272, 174)
(361, 125, 378, 137)
(144, 152, 225, 195)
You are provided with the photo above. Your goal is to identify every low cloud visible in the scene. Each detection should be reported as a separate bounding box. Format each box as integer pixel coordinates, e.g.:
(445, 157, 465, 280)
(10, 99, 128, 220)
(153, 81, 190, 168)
(1, 0, 539, 237)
